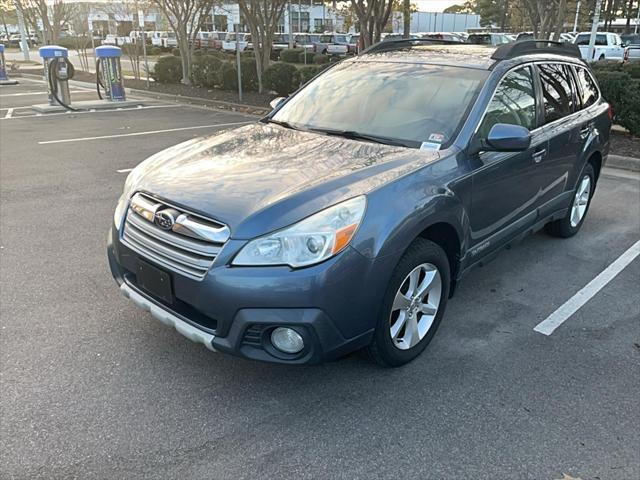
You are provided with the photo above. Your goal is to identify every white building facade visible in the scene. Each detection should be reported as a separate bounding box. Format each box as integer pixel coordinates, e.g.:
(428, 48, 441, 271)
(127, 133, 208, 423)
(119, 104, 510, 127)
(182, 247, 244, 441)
(212, 2, 345, 33)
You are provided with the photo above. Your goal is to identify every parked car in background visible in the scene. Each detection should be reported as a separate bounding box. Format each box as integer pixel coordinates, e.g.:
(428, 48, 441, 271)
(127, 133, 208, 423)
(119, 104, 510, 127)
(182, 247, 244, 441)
(574, 32, 624, 61)
(315, 33, 350, 54)
(222, 32, 250, 52)
(421, 32, 465, 42)
(9, 33, 39, 46)
(272, 33, 291, 52)
(621, 33, 640, 47)
(109, 40, 610, 366)
(348, 34, 360, 53)
(150, 31, 165, 47)
(293, 33, 321, 50)
(467, 33, 511, 45)
(516, 32, 534, 42)
(104, 34, 132, 46)
(383, 33, 418, 41)
(625, 44, 640, 61)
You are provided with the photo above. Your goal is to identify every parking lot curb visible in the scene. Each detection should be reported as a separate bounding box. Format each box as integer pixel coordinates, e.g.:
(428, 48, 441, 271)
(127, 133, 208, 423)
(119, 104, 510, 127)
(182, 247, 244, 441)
(608, 154, 640, 172)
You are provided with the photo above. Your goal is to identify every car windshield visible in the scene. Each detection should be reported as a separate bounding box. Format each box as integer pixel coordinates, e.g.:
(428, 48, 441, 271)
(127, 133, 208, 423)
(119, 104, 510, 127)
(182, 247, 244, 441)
(271, 61, 487, 148)
(320, 35, 333, 42)
(575, 34, 607, 45)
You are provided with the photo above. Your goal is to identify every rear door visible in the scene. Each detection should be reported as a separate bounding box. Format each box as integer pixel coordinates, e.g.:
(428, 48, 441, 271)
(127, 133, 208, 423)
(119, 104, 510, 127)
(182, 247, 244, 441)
(468, 65, 547, 256)
(533, 63, 583, 215)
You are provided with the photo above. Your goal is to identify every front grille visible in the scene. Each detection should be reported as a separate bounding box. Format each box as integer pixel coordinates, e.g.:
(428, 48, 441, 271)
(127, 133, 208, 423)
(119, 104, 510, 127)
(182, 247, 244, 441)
(121, 193, 230, 281)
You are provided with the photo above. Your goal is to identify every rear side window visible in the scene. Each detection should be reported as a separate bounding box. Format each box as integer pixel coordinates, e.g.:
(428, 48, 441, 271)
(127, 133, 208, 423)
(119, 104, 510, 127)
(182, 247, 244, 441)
(538, 64, 575, 123)
(574, 67, 599, 108)
(478, 66, 537, 138)
(575, 34, 607, 45)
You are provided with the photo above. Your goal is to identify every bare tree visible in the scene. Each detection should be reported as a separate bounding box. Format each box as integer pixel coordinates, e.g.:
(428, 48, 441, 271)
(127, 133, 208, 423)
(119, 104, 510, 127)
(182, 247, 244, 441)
(0, 0, 17, 38)
(521, 0, 569, 40)
(351, 0, 394, 48)
(238, 0, 288, 93)
(152, 0, 217, 85)
(15, 0, 74, 44)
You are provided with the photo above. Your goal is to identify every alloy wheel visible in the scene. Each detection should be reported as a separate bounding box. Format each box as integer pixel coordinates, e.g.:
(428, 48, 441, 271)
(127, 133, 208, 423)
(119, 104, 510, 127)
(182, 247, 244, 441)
(570, 175, 591, 228)
(389, 263, 442, 350)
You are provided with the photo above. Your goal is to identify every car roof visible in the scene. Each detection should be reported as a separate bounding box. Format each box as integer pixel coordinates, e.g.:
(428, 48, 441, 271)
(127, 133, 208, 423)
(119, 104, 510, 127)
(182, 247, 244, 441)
(354, 44, 498, 69)
(354, 40, 585, 71)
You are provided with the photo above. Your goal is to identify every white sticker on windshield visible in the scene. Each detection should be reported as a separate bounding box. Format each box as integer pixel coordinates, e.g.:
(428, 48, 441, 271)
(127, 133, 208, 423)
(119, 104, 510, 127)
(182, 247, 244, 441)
(420, 141, 441, 151)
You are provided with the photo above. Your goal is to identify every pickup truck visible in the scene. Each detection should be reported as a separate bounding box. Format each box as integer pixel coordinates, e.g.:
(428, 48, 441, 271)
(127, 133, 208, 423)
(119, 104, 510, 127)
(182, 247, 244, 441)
(574, 32, 625, 61)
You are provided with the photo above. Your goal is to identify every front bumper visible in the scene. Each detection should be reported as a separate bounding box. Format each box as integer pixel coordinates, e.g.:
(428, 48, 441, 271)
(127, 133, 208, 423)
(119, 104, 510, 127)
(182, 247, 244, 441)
(108, 225, 395, 364)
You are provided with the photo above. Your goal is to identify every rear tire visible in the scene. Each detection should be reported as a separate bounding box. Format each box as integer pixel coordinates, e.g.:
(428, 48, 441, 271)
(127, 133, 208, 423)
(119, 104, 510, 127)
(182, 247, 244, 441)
(366, 239, 450, 367)
(546, 163, 596, 238)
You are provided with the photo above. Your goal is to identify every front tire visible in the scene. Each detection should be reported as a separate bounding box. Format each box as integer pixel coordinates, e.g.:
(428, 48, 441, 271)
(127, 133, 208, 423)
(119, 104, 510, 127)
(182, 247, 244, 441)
(366, 239, 450, 367)
(546, 162, 595, 238)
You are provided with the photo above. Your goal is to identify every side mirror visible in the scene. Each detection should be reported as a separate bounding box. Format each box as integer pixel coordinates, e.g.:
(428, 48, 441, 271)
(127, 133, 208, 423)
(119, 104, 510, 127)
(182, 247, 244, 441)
(485, 123, 532, 152)
(269, 97, 286, 110)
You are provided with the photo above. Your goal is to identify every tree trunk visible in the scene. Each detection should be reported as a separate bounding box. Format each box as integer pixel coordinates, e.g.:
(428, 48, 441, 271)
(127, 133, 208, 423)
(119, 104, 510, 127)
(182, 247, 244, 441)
(178, 33, 192, 85)
(552, 0, 567, 40)
(625, 0, 634, 33)
(403, 0, 410, 38)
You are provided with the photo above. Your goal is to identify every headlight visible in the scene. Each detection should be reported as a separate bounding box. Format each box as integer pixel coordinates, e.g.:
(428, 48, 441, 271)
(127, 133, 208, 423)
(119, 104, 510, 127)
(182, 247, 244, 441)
(233, 196, 366, 268)
(113, 172, 136, 227)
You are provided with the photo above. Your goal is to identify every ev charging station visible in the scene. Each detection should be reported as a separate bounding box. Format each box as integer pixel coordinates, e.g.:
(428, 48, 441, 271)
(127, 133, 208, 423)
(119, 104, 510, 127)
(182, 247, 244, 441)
(95, 45, 127, 101)
(32, 44, 142, 113)
(39, 45, 74, 108)
(0, 44, 19, 85)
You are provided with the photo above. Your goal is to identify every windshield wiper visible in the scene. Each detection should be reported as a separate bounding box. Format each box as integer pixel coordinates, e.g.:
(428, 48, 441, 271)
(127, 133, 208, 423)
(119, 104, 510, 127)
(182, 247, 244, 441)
(264, 118, 303, 131)
(307, 127, 412, 147)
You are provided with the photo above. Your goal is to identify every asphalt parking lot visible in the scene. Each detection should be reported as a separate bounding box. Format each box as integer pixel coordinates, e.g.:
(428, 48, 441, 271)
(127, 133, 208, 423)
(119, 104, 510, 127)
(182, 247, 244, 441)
(1, 78, 639, 480)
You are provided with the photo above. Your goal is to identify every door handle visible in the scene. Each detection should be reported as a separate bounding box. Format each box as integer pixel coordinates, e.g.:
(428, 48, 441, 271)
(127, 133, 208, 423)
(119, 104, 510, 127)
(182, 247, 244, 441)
(580, 124, 593, 139)
(533, 149, 547, 163)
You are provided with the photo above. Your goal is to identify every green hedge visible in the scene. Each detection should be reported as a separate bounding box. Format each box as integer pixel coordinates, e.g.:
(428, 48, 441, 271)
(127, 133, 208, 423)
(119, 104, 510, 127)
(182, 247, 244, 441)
(592, 65, 640, 136)
(219, 61, 238, 90)
(152, 55, 183, 83)
(280, 48, 303, 63)
(298, 51, 315, 63)
(171, 47, 180, 56)
(313, 54, 330, 64)
(191, 55, 223, 88)
(299, 65, 320, 85)
(263, 62, 301, 95)
(148, 46, 162, 56)
(240, 58, 259, 91)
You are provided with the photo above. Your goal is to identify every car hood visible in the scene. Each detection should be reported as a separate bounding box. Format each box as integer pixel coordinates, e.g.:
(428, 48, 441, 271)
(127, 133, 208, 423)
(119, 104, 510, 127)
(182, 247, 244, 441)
(129, 122, 440, 238)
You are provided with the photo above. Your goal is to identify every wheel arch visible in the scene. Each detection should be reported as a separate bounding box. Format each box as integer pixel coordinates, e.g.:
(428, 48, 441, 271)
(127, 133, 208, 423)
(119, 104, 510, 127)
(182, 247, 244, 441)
(417, 222, 462, 296)
(588, 150, 603, 181)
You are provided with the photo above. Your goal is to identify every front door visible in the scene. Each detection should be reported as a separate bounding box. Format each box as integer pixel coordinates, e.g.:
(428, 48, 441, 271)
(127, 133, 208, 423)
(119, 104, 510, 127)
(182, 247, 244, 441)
(468, 65, 546, 259)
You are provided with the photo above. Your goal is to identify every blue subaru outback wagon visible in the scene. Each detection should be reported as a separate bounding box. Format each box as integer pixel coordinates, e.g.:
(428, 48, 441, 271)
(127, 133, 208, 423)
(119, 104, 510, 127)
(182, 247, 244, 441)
(108, 40, 611, 366)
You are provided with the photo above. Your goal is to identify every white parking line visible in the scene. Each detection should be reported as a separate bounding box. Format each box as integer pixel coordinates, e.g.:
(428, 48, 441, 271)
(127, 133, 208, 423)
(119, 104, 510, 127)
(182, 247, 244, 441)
(534, 240, 640, 335)
(38, 121, 253, 145)
(116, 168, 134, 173)
(4, 108, 13, 119)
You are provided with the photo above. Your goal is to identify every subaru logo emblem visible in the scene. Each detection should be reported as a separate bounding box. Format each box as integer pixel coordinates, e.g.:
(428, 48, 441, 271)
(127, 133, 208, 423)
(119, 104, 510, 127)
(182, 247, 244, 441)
(155, 210, 177, 230)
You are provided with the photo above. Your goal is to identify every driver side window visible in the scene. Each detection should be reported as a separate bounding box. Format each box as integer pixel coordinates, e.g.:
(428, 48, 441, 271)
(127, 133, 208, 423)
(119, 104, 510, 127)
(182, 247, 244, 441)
(478, 66, 537, 139)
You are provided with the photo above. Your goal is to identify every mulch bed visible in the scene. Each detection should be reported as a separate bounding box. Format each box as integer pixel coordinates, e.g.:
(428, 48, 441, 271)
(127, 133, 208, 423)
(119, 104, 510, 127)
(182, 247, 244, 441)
(610, 130, 639, 158)
(124, 79, 276, 109)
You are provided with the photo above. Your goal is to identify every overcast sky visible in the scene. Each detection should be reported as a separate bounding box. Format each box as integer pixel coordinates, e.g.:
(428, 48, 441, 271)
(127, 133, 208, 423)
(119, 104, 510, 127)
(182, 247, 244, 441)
(415, 0, 462, 12)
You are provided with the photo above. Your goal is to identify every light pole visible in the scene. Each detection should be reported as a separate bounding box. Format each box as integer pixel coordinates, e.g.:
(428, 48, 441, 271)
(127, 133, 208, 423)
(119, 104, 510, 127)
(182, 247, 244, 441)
(14, 0, 29, 61)
(587, 0, 603, 62)
(573, 0, 581, 33)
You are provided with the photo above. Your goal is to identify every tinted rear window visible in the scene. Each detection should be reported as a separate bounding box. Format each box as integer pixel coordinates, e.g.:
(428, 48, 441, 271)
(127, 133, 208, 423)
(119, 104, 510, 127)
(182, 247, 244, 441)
(575, 34, 607, 45)
(468, 34, 491, 45)
(538, 64, 575, 123)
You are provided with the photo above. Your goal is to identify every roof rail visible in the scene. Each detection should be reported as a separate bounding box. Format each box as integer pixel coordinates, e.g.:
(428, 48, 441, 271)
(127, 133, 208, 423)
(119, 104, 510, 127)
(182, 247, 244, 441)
(362, 37, 460, 55)
(491, 40, 582, 60)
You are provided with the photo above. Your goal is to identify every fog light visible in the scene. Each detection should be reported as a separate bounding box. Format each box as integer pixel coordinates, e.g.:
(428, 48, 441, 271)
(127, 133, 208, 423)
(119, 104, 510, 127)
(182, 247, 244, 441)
(271, 327, 304, 354)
